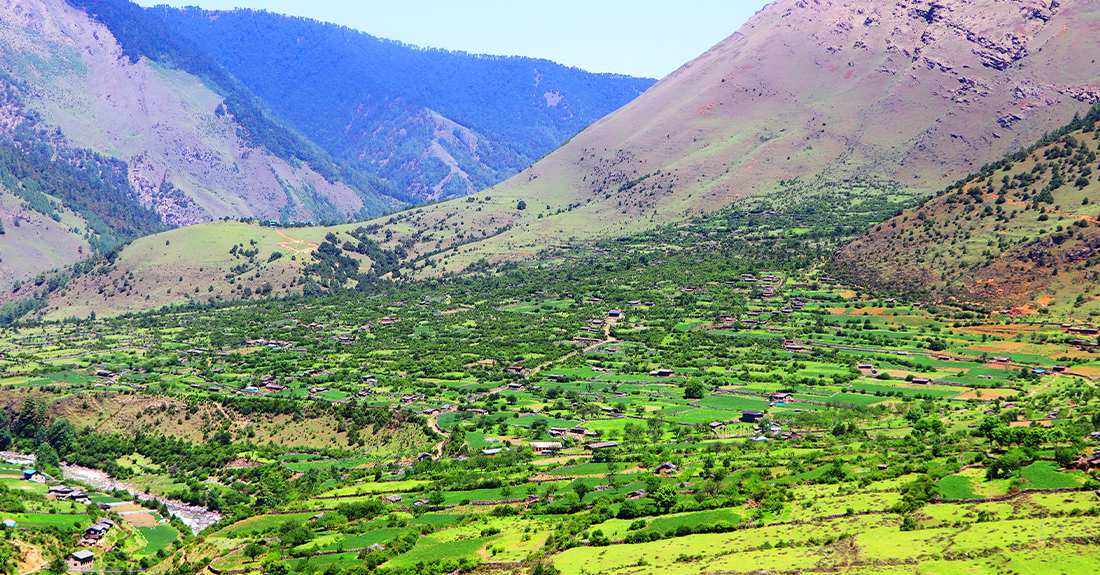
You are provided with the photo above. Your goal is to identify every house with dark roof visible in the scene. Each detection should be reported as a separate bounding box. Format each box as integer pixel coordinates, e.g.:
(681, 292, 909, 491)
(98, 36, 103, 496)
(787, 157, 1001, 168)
(740, 410, 764, 423)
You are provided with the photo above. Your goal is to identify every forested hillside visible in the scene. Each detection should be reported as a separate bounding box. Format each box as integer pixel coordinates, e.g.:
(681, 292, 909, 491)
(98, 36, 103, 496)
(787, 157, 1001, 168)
(64, 0, 397, 209)
(152, 7, 655, 201)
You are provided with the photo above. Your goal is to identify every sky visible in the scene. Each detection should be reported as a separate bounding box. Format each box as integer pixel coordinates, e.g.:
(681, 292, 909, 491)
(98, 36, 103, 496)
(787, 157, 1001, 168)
(134, 0, 771, 79)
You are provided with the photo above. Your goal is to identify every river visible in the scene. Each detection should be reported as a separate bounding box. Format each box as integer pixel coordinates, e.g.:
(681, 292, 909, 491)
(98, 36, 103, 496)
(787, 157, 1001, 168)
(61, 464, 223, 535)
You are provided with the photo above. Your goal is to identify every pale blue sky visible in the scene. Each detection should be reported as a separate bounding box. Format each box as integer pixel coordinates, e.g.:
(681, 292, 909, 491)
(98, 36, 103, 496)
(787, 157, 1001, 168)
(135, 1, 771, 78)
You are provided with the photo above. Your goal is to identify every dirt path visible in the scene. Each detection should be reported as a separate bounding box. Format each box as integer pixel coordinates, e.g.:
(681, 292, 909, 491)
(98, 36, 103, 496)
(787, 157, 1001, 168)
(274, 230, 320, 254)
(427, 412, 449, 457)
(15, 541, 46, 575)
(529, 321, 619, 378)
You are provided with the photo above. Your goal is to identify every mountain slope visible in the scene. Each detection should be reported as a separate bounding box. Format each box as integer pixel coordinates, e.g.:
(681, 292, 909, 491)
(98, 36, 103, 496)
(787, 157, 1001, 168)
(833, 105, 1100, 314)
(0, 0, 400, 235)
(330, 0, 1100, 276)
(152, 7, 656, 202)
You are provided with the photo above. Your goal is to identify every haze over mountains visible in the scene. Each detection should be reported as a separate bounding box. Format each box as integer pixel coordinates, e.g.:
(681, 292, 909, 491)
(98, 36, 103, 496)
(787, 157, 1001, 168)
(151, 6, 656, 202)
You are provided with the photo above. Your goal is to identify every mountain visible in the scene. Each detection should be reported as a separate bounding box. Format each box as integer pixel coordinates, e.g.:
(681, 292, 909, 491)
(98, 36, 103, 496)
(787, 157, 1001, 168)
(833, 104, 1100, 313)
(16, 0, 1100, 320)
(0, 0, 407, 290)
(322, 0, 1100, 277)
(151, 7, 656, 202)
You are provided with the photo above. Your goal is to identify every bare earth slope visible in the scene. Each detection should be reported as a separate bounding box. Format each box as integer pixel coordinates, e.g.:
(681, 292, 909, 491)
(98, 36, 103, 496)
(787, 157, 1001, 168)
(0, 0, 395, 227)
(347, 0, 1100, 275)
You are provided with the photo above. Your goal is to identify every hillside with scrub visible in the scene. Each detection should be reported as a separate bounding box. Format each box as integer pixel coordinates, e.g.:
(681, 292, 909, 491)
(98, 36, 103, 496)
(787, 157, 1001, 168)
(834, 105, 1100, 313)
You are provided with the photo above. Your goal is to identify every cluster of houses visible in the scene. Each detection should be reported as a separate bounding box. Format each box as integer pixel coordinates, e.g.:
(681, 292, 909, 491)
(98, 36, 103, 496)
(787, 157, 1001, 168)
(1069, 450, 1100, 470)
(47, 484, 90, 503)
(80, 519, 115, 546)
(546, 426, 599, 439)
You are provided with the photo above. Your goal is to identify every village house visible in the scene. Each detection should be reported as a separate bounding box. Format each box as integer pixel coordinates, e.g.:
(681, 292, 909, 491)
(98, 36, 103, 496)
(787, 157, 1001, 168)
(769, 392, 793, 404)
(47, 485, 74, 498)
(1071, 451, 1100, 470)
(584, 441, 620, 451)
(69, 550, 95, 570)
(84, 520, 113, 541)
(649, 368, 675, 377)
(382, 494, 403, 503)
(530, 441, 563, 455)
(709, 421, 726, 431)
(740, 410, 764, 423)
(654, 462, 678, 475)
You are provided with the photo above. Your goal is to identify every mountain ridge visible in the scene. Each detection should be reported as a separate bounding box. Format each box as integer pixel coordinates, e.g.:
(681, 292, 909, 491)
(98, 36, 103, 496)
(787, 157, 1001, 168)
(308, 0, 1100, 279)
(152, 6, 656, 202)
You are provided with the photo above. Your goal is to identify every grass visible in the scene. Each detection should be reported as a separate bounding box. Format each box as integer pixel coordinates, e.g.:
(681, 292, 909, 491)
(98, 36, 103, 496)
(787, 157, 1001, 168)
(214, 512, 316, 538)
(136, 525, 179, 555)
(1020, 461, 1082, 489)
(937, 474, 976, 499)
(2, 512, 87, 529)
(383, 534, 495, 569)
(314, 527, 406, 552)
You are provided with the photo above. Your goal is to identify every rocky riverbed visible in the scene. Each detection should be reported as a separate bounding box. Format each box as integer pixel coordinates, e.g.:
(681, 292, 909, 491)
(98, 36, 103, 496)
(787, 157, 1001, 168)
(62, 464, 222, 535)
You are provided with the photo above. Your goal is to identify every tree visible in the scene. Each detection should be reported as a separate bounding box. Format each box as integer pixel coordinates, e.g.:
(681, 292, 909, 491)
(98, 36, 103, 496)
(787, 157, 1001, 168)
(912, 418, 945, 436)
(46, 419, 75, 456)
(986, 447, 1029, 479)
(517, 200, 527, 211)
(892, 475, 939, 513)
(263, 558, 290, 575)
(47, 555, 66, 575)
(1054, 447, 1078, 467)
(244, 543, 266, 561)
(652, 484, 679, 512)
(428, 491, 445, 506)
(684, 380, 705, 399)
(646, 418, 664, 442)
(35, 443, 59, 471)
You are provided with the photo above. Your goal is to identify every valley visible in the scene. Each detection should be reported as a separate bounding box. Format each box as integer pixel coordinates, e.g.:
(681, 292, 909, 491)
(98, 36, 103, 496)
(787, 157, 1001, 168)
(0, 0, 1097, 574)
(0, 232, 1096, 574)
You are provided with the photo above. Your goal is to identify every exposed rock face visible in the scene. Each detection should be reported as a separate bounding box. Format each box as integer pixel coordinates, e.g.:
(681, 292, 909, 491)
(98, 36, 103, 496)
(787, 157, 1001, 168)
(0, 0, 394, 227)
